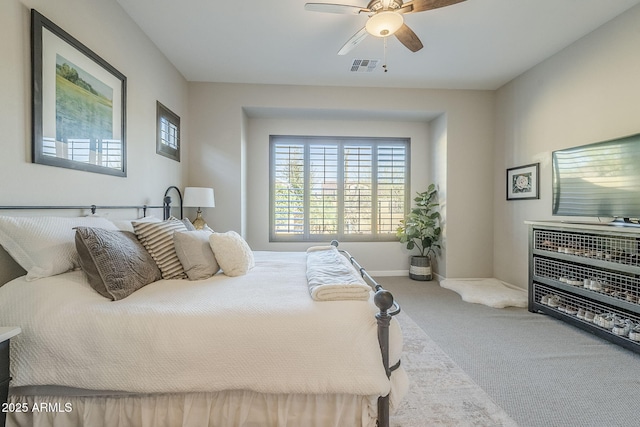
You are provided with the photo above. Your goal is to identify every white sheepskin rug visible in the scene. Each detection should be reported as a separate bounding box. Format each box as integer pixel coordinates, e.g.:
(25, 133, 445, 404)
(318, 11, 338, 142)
(440, 278, 527, 309)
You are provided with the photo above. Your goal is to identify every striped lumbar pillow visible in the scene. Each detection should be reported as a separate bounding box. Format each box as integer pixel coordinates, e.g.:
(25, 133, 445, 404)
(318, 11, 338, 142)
(132, 217, 188, 279)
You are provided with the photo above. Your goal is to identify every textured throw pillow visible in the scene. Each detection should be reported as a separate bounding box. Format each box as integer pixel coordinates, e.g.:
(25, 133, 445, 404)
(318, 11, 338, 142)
(208, 231, 255, 277)
(0, 215, 118, 281)
(75, 227, 162, 300)
(132, 218, 188, 279)
(173, 230, 219, 280)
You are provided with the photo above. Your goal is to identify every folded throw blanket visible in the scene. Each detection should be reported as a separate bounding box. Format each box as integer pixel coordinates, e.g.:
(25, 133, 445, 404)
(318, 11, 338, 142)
(306, 246, 372, 301)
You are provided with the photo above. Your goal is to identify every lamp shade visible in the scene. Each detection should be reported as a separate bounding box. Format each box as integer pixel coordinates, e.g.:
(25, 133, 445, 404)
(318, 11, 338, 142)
(183, 187, 215, 208)
(365, 11, 404, 37)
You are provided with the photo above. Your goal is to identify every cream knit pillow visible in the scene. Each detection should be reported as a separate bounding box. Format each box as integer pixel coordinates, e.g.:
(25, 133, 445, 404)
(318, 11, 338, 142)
(208, 231, 254, 277)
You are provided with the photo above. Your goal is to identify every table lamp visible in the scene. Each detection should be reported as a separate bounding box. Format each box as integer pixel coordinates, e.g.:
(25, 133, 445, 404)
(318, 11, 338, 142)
(183, 187, 215, 230)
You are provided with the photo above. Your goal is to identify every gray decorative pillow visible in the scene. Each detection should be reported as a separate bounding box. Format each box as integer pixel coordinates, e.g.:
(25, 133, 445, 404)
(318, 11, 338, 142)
(181, 218, 196, 231)
(75, 227, 162, 301)
(173, 230, 219, 280)
(132, 218, 189, 279)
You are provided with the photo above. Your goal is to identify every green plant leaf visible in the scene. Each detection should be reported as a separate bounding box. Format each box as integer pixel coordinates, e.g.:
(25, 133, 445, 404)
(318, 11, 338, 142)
(396, 184, 441, 257)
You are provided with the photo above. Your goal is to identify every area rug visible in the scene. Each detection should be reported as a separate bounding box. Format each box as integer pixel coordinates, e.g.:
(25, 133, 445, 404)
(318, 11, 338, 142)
(439, 278, 528, 308)
(391, 312, 518, 427)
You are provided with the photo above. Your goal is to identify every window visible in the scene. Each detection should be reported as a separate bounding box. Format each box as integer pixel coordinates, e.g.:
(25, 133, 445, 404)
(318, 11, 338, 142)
(270, 135, 410, 242)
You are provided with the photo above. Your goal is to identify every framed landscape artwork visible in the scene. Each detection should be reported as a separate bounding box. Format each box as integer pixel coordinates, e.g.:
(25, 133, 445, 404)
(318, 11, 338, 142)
(31, 9, 127, 177)
(506, 163, 539, 200)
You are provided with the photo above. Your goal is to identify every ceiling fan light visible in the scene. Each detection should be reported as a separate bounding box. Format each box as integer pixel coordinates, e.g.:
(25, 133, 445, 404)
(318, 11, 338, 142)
(365, 11, 404, 38)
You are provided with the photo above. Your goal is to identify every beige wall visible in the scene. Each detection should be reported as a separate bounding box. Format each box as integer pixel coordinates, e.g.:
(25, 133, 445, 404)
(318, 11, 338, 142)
(429, 114, 448, 278)
(493, 4, 640, 288)
(16, 0, 638, 280)
(0, 0, 188, 210)
(188, 83, 495, 275)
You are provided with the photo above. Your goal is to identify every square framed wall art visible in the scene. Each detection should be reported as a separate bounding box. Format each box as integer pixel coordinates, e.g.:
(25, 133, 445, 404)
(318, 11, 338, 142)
(506, 163, 539, 200)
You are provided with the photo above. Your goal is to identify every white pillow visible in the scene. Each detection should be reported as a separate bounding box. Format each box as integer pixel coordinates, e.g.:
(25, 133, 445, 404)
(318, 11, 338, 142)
(0, 215, 118, 281)
(208, 231, 254, 277)
(111, 216, 161, 233)
(174, 230, 219, 280)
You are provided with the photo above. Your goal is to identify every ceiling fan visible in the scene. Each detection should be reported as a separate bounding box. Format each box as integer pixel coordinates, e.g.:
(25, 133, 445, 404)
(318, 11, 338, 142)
(305, 0, 467, 55)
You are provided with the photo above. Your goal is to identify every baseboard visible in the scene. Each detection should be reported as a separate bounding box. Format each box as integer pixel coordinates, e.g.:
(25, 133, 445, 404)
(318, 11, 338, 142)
(443, 277, 525, 291)
(371, 271, 445, 280)
(370, 270, 409, 277)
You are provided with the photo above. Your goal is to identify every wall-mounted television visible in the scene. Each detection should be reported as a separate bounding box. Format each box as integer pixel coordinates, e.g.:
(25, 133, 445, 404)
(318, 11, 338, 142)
(552, 133, 640, 222)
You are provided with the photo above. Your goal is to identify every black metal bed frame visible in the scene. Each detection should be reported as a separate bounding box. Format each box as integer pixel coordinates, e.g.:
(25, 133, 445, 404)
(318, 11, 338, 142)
(330, 240, 401, 427)
(0, 194, 401, 427)
(0, 204, 163, 216)
(0, 186, 184, 220)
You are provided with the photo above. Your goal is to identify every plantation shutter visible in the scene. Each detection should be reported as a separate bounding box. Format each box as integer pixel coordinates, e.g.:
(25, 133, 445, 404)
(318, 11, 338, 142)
(270, 136, 409, 242)
(273, 143, 305, 236)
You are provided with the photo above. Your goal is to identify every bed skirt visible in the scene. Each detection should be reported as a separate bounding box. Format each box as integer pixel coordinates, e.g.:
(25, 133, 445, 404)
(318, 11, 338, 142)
(7, 390, 379, 427)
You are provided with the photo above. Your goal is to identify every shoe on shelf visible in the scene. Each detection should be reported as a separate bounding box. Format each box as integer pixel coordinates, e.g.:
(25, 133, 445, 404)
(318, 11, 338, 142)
(548, 295, 561, 308)
(629, 325, 640, 341)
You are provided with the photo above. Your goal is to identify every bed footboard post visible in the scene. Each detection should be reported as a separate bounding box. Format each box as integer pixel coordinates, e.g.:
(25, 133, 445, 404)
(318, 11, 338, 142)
(375, 289, 394, 427)
(330, 240, 398, 427)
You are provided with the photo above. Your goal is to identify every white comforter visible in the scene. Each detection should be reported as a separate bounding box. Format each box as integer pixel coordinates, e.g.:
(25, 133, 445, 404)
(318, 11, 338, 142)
(0, 251, 405, 400)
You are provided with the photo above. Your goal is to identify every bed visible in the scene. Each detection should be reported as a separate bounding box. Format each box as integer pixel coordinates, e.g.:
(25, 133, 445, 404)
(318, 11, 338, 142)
(0, 202, 407, 427)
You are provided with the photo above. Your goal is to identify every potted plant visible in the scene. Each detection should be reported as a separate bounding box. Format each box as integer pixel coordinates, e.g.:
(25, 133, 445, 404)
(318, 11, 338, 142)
(396, 184, 442, 281)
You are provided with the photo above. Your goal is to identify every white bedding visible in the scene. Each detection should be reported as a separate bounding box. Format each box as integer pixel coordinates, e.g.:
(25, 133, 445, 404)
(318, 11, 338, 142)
(0, 251, 405, 402)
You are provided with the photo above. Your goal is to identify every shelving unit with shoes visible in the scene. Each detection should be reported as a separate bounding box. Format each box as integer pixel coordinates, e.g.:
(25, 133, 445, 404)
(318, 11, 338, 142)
(527, 221, 640, 354)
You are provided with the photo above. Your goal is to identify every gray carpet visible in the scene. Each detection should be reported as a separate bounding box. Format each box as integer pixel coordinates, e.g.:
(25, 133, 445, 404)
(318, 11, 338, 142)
(379, 276, 640, 427)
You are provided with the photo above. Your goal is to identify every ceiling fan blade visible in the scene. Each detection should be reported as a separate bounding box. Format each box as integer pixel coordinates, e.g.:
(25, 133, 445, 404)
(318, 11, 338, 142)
(338, 27, 368, 55)
(304, 3, 369, 14)
(403, 0, 466, 14)
(395, 24, 423, 52)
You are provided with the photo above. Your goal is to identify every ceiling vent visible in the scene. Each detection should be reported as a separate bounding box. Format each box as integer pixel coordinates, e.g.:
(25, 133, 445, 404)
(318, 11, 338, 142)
(351, 59, 379, 72)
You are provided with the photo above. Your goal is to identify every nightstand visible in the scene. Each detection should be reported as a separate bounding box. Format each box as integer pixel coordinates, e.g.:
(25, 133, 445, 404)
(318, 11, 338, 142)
(0, 327, 20, 427)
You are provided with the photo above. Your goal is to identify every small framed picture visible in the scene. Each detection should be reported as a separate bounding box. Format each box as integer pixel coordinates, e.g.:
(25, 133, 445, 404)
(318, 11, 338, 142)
(506, 163, 539, 200)
(156, 101, 180, 162)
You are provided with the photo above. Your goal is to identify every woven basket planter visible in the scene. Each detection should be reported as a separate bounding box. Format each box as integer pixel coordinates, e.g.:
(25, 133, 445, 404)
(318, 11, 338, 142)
(409, 255, 432, 281)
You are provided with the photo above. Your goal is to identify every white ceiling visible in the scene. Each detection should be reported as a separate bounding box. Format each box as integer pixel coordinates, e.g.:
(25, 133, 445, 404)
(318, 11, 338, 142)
(116, 0, 640, 90)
